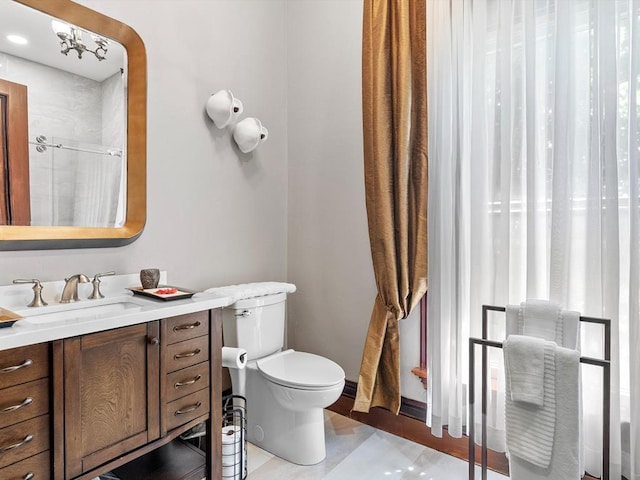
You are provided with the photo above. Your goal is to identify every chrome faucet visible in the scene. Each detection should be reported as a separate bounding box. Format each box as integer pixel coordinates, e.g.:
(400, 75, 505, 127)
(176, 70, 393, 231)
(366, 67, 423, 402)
(60, 274, 90, 303)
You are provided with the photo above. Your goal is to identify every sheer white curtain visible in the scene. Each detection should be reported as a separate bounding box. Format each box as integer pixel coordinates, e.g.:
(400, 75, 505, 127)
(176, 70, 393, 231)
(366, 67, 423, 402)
(427, 0, 640, 478)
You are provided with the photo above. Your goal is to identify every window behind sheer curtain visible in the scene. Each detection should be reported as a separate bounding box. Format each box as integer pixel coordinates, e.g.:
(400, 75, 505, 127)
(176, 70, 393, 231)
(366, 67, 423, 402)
(427, 1, 639, 477)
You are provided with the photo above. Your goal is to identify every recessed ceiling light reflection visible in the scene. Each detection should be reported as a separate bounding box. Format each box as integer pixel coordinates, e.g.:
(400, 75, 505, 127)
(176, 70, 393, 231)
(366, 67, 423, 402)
(7, 34, 28, 45)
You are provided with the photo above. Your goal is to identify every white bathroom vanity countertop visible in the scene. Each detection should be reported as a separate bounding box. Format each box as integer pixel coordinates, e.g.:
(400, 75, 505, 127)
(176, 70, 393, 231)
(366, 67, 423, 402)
(0, 273, 231, 351)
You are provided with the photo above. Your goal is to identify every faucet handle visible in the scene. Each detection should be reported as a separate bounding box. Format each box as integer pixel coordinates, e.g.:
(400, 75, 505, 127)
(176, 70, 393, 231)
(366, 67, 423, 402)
(12, 279, 48, 307)
(88, 271, 116, 300)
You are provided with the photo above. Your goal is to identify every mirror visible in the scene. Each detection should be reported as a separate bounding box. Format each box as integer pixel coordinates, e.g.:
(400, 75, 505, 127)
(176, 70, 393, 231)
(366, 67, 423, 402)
(0, 0, 146, 249)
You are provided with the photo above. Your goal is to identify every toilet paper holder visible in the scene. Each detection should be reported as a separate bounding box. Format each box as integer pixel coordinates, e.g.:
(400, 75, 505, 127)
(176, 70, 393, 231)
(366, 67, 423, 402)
(222, 394, 247, 480)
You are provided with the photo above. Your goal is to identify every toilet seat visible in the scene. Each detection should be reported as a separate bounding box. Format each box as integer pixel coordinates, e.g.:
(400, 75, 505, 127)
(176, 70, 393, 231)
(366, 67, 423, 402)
(257, 349, 345, 391)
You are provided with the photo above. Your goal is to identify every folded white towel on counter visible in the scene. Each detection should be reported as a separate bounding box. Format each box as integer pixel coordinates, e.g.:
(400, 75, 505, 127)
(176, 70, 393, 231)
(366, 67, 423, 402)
(504, 335, 546, 407)
(504, 336, 557, 468)
(508, 345, 580, 480)
(197, 282, 296, 303)
(506, 299, 580, 350)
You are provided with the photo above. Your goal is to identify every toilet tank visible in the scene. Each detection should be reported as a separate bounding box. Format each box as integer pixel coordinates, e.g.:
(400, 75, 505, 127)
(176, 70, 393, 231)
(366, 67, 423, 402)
(222, 292, 287, 361)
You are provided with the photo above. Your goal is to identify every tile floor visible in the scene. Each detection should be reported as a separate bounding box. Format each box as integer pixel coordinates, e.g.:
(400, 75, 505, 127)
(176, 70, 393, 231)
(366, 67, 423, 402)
(246, 410, 508, 479)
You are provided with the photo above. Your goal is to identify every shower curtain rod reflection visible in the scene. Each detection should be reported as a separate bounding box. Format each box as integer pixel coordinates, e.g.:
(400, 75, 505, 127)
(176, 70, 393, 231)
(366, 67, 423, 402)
(30, 135, 123, 157)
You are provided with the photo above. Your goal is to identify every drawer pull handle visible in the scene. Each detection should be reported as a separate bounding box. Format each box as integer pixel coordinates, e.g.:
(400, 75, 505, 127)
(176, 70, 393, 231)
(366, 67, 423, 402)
(175, 374, 202, 388)
(0, 359, 33, 373)
(24, 473, 35, 480)
(1, 397, 33, 413)
(174, 348, 201, 359)
(175, 401, 202, 416)
(0, 434, 33, 453)
(173, 321, 201, 331)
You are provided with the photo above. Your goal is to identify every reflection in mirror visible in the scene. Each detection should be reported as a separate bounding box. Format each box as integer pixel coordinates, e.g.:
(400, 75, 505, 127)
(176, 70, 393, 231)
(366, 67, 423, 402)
(0, 0, 146, 250)
(0, 0, 127, 228)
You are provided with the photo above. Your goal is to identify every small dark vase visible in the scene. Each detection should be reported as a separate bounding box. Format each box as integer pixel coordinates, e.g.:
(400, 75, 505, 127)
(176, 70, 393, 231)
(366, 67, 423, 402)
(140, 268, 160, 289)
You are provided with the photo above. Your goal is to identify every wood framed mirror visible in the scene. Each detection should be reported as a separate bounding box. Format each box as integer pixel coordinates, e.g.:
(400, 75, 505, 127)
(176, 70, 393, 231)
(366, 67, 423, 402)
(0, 0, 146, 250)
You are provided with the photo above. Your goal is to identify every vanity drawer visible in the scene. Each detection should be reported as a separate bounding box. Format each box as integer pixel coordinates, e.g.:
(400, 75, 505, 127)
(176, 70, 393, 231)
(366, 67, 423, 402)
(164, 312, 209, 345)
(165, 336, 209, 373)
(166, 361, 210, 403)
(0, 415, 49, 468)
(0, 378, 49, 429)
(0, 344, 49, 390)
(165, 388, 209, 432)
(0, 450, 50, 480)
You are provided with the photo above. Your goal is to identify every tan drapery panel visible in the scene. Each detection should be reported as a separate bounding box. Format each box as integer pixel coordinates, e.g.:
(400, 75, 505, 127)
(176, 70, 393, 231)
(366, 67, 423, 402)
(353, 0, 427, 415)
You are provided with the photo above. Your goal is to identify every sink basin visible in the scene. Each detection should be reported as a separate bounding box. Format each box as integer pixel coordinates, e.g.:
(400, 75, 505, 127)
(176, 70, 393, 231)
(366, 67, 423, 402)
(21, 298, 144, 325)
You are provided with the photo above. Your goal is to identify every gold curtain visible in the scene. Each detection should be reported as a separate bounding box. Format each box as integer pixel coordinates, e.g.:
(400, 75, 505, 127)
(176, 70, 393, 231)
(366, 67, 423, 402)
(353, 0, 427, 414)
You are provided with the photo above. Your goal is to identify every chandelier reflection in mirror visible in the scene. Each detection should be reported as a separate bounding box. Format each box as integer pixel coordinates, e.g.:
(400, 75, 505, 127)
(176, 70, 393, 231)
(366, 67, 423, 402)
(51, 20, 108, 61)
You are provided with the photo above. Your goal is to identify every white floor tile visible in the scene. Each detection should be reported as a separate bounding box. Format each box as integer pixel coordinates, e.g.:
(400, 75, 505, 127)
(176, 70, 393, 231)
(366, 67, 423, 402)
(247, 443, 274, 474)
(247, 410, 509, 479)
(323, 430, 425, 479)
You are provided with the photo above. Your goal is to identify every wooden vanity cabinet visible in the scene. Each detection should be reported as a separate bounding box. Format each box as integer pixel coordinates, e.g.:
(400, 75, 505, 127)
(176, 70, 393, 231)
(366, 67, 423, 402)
(57, 308, 222, 480)
(0, 308, 222, 480)
(63, 321, 160, 479)
(161, 311, 211, 435)
(0, 343, 51, 480)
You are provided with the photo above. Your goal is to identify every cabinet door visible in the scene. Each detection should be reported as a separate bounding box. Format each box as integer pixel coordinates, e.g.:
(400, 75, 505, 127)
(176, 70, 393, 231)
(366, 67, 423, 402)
(64, 322, 160, 478)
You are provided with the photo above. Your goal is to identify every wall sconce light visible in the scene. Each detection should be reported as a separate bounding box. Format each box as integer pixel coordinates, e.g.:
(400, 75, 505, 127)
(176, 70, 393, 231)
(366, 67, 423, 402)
(206, 90, 244, 128)
(233, 117, 268, 153)
(51, 20, 108, 61)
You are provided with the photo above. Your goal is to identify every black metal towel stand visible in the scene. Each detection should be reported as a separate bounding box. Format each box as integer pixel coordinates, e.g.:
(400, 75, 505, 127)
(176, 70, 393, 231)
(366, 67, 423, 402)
(468, 305, 611, 480)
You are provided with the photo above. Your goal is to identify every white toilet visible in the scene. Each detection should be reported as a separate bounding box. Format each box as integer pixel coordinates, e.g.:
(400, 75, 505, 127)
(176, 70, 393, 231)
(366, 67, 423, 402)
(222, 292, 345, 465)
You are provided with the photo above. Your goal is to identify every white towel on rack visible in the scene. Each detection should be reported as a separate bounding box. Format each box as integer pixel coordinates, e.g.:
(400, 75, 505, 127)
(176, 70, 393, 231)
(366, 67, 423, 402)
(506, 299, 583, 476)
(508, 345, 581, 480)
(504, 335, 546, 407)
(196, 282, 296, 303)
(560, 309, 580, 351)
(506, 299, 580, 350)
(504, 336, 557, 468)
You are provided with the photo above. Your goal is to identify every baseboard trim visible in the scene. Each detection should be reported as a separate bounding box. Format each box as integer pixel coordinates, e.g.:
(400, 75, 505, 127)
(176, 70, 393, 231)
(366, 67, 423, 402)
(341, 379, 426, 421)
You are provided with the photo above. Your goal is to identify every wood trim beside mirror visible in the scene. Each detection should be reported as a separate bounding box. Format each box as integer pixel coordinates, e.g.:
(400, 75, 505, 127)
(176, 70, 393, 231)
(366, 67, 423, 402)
(0, 79, 30, 226)
(0, 0, 146, 250)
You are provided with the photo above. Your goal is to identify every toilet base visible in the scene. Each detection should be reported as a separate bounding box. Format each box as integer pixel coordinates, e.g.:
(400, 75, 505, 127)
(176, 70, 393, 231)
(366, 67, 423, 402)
(231, 361, 333, 465)
(250, 405, 326, 465)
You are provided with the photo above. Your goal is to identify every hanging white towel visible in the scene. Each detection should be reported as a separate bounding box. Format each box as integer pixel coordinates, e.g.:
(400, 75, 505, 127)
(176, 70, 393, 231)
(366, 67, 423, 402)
(560, 309, 580, 352)
(504, 336, 557, 468)
(196, 282, 297, 303)
(505, 299, 583, 477)
(504, 335, 546, 407)
(509, 345, 580, 480)
(506, 299, 580, 350)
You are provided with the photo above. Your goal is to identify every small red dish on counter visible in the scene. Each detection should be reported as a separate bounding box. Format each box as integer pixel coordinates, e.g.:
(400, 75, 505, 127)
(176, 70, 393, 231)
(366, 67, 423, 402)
(155, 288, 178, 295)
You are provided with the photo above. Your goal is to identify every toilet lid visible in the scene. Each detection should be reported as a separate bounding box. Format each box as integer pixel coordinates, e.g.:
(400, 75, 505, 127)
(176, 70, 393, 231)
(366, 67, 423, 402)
(257, 350, 345, 390)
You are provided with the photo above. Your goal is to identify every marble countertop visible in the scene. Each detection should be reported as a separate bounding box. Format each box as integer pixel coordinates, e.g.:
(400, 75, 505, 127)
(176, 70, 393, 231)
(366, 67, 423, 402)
(0, 272, 231, 351)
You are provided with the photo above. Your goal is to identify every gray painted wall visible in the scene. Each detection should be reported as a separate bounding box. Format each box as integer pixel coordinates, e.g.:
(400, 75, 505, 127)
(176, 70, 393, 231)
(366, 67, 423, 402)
(286, 0, 424, 401)
(0, 0, 289, 291)
(0, 0, 423, 402)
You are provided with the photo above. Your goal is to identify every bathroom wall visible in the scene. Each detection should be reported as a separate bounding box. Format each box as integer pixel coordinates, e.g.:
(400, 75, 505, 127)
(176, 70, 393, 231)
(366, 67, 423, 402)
(0, 0, 289, 291)
(0, 0, 423, 403)
(285, 0, 424, 402)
